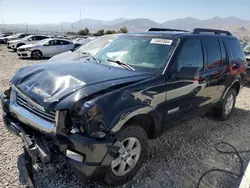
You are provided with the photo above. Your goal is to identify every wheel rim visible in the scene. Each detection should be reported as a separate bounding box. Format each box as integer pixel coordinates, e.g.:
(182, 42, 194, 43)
(33, 51, 41, 59)
(225, 94, 234, 115)
(111, 137, 141, 176)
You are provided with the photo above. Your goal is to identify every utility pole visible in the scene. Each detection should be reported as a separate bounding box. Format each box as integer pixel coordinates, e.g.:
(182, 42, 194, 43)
(2, 22, 5, 32)
(26, 24, 28, 33)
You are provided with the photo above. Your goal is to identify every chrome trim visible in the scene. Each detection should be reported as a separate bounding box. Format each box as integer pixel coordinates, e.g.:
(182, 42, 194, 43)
(9, 87, 57, 134)
(168, 107, 179, 115)
(13, 85, 46, 112)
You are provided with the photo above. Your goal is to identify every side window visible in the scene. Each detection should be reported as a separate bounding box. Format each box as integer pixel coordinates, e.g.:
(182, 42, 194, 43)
(204, 38, 221, 69)
(61, 40, 70, 45)
(219, 40, 227, 65)
(49, 40, 57, 45)
(224, 39, 245, 63)
(19, 34, 25, 38)
(174, 39, 203, 72)
(31, 36, 36, 40)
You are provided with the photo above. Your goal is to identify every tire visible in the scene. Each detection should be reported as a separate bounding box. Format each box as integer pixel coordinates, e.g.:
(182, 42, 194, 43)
(103, 125, 148, 186)
(31, 50, 42, 59)
(212, 88, 236, 121)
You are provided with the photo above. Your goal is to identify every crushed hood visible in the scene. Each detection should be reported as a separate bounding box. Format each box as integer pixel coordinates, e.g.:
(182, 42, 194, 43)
(48, 51, 86, 62)
(12, 61, 154, 109)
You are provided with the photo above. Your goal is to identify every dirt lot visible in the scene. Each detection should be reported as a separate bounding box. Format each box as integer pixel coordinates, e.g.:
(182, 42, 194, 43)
(0, 44, 250, 188)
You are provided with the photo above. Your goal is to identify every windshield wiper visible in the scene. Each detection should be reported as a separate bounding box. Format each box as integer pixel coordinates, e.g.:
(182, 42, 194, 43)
(107, 59, 135, 71)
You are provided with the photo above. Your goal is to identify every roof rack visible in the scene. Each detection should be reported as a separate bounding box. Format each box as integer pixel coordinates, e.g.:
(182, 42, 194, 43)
(147, 28, 189, 32)
(192, 28, 232, 36)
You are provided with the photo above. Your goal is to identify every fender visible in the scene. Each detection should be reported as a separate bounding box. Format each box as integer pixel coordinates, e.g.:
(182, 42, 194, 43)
(221, 78, 241, 100)
(110, 104, 162, 137)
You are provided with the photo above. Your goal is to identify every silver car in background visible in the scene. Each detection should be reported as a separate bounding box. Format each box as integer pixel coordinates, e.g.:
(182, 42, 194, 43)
(48, 34, 121, 62)
(6, 33, 29, 46)
(17, 38, 75, 59)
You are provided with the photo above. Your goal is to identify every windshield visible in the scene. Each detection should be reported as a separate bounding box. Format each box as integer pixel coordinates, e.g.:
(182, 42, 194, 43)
(95, 35, 177, 73)
(9, 33, 23, 38)
(22, 35, 33, 40)
(75, 35, 119, 55)
(36, 38, 51, 45)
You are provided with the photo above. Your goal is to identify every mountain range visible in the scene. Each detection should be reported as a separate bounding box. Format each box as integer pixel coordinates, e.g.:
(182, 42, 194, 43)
(3, 17, 250, 35)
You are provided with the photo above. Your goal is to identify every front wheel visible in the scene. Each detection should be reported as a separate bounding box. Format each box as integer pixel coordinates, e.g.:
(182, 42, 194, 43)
(31, 50, 42, 59)
(104, 125, 148, 186)
(212, 88, 236, 121)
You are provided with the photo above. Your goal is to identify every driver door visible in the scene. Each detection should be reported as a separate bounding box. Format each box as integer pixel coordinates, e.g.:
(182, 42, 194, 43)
(164, 38, 211, 128)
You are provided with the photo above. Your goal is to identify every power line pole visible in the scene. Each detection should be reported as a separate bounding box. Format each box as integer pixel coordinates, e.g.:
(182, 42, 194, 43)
(2, 22, 5, 32)
(26, 24, 28, 33)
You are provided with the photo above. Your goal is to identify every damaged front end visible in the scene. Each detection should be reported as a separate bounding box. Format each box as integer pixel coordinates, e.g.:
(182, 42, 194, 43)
(0, 87, 122, 186)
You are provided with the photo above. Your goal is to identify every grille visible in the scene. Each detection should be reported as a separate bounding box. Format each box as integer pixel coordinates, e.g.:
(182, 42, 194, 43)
(15, 91, 56, 123)
(18, 49, 25, 52)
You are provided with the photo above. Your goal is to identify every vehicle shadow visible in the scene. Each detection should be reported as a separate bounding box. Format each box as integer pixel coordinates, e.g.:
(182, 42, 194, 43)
(19, 57, 50, 61)
(16, 107, 250, 188)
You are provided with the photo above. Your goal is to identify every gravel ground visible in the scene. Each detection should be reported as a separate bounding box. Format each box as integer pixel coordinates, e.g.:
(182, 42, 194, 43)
(0, 45, 250, 188)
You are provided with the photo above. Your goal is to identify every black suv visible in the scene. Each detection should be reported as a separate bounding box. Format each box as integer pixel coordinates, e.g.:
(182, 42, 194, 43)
(0, 28, 247, 187)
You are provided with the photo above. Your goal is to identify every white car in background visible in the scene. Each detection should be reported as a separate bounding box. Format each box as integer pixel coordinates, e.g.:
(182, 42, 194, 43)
(8, 35, 49, 51)
(73, 37, 96, 48)
(17, 38, 75, 59)
(5, 33, 29, 45)
(48, 34, 121, 62)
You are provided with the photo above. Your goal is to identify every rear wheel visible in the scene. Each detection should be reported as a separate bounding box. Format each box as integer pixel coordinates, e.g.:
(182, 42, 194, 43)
(104, 125, 148, 186)
(31, 50, 42, 59)
(212, 88, 236, 121)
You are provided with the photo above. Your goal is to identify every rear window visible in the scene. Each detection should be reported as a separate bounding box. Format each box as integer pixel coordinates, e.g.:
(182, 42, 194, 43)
(204, 38, 222, 69)
(224, 39, 245, 63)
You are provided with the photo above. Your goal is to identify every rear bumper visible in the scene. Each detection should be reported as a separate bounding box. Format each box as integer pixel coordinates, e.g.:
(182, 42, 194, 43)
(0, 92, 119, 181)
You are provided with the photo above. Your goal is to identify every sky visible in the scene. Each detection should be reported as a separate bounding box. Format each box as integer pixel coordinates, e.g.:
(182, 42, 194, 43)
(1, 0, 250, 24)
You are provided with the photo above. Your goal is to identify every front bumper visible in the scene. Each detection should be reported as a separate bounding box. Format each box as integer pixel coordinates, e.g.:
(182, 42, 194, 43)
(0, 92, 119, 182)
(17, 50, 31, 58)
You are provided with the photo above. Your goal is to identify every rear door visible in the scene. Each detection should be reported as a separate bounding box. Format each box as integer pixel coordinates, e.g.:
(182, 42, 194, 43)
(42, 40, 59, 57)
(203, 37, 228, 102)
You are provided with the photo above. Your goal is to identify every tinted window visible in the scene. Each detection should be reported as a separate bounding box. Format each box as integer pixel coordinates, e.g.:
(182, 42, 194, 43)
(61, 40, 70, 45)
(204, 38, 221, 69)
(224, 39, 245, 63)
(174, 39, 203, 72)
(49, 40, 58, 45)
(219, 40, 227, 65)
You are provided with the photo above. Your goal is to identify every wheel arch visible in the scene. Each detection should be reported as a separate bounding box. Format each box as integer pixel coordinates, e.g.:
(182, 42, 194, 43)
(222, 80, 241, 99)
(110, 105, 163, 139)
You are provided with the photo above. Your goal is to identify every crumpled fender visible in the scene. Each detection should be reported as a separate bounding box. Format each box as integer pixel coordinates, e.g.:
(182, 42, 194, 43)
(109, 104, 162, 137)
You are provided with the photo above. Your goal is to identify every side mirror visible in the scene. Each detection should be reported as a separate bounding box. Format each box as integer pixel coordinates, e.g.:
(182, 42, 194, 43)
(173, 67, 200, 80)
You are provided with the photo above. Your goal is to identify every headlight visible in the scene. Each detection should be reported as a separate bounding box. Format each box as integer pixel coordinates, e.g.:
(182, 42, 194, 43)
(69, 101, 106, 139)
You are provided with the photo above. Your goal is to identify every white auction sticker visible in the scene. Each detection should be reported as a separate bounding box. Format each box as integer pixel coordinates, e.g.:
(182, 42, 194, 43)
(150, 38, 173, 45)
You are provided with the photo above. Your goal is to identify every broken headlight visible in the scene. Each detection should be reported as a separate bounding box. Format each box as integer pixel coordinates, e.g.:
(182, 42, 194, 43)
(69, 101, 106, 139)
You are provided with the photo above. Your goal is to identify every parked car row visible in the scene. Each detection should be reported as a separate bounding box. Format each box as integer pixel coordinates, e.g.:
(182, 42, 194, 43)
(4, 33, 120, 60)
(0, 28, 247, 187)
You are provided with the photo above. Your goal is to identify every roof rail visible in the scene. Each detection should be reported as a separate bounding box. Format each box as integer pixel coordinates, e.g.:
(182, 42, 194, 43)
(192, 28, 232, 36)
(147, 28, 189, 32)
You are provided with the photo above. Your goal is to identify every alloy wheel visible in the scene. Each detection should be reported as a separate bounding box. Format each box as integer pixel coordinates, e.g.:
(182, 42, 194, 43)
(111, 137, 141, 176)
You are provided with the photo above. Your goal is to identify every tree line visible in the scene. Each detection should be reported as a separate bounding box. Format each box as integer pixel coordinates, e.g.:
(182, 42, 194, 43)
(67, 27, 128, 36)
